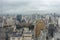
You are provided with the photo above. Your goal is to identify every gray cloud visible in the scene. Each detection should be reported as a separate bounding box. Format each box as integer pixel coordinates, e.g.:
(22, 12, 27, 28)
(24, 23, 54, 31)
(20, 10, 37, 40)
(0, 0, 60, 14)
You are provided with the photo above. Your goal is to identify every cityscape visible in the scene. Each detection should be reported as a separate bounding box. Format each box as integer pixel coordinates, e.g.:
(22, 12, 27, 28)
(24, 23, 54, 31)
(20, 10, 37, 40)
(0, 13, 60, 40)
(0, 0, 60, 40)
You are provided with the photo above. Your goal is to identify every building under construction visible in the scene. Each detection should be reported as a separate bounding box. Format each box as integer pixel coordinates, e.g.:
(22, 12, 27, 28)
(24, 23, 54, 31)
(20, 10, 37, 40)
(34, 20, 45, 40)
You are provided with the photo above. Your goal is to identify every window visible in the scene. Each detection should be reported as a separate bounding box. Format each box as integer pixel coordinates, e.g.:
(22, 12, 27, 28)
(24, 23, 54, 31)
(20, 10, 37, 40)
(12, 37, 15, 40)
(18, 37, 20, 40)
(57, 38, 60, 40)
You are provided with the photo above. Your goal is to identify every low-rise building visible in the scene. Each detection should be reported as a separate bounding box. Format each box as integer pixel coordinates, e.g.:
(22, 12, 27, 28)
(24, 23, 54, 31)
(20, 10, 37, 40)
(9, 32, 22, 40)
(3, 16, 16, 27)
(0, 28, 6, 40)
(22, 31, 32, 40)
(54, 32, 60, 40)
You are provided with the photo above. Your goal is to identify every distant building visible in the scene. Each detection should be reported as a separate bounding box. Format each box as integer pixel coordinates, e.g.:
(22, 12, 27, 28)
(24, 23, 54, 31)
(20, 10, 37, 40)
(49, 16, 52, 23)
(58, 17, 60, 27)
(16, 15, 23, 29)
(3, 16, 16, 27)
(3, 16, 7, 27)
(0, 16, 3, 27)
(32, 14, 41, 21)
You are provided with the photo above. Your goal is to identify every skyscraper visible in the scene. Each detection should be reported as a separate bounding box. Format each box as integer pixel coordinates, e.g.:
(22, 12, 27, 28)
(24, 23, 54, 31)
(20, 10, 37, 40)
(16, 15, 22, 23)
(16, 15, 22, 29)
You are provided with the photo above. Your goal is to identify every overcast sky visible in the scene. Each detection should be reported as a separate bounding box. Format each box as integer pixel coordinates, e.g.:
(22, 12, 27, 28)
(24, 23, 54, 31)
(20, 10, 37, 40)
(0, 0, 60, 14)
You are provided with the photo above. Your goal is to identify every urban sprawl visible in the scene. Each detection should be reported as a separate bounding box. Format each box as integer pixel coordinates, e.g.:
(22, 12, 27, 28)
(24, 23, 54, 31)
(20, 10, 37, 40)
(0, 13, 60, 40)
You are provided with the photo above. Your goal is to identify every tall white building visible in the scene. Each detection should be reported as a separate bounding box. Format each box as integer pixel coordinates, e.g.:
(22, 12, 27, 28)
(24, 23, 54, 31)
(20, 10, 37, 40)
(58, 17, 60, 27)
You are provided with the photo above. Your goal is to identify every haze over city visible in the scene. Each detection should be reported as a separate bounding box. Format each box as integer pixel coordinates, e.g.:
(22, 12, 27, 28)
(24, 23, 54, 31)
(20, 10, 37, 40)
(0, 0, 60, 14)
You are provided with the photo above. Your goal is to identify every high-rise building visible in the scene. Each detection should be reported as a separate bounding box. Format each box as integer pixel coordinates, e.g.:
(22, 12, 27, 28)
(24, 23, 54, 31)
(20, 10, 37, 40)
(35, 20, 45, 38)
(16, 15, 22, 29)
(16, 15, 22, 23)
(49, 16, 52, 23)
(58, 17, 60, 27)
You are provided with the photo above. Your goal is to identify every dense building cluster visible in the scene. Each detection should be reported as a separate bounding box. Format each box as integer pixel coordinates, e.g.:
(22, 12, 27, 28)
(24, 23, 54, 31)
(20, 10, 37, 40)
(0, 13, 60, 40)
